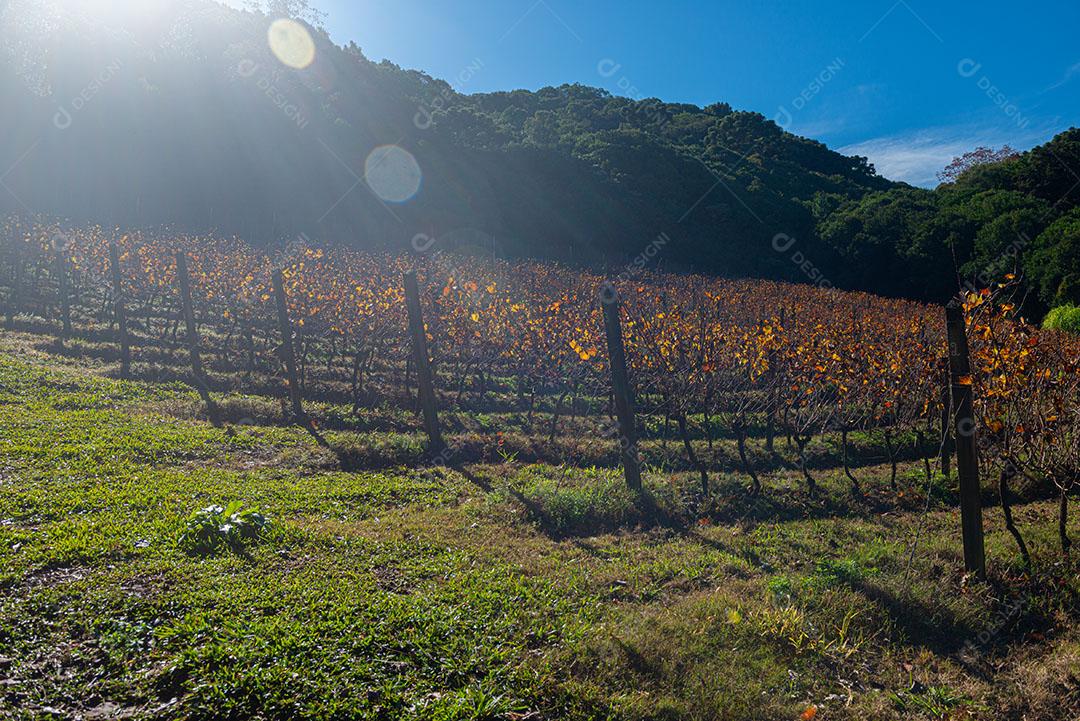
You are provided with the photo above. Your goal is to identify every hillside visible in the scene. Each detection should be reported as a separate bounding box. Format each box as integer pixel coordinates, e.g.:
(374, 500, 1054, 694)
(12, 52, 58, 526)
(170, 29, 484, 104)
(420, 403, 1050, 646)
(2, 0, 888, 283)
(3, 1, 1079, 310)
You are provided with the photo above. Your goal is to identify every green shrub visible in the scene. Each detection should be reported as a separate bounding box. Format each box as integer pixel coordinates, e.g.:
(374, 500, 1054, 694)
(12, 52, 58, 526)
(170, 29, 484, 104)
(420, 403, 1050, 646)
(179, 501, 272, 555)
(1043, 304, 1080, 334)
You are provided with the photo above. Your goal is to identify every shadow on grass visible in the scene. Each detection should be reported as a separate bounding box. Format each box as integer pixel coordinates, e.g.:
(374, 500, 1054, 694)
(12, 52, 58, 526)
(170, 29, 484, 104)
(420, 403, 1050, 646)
(846, 572, 1059, 662)
(450, 461, 683, 539)
(440, 457, 959, 545)
(522, 486, 689, 541)
(487, 465, 691, 540)
(851, 578, 978, 655)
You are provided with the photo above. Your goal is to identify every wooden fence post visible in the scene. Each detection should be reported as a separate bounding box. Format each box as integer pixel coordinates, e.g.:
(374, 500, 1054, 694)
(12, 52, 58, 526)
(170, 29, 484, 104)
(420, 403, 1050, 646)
(272, 268, 327, 446)
(939, 360, 952, 477)
(403, 270, 445, 455)
(945, 300, 986, 580)
(600, 282, 642, 492)
(56, 251, 72, 338)
(108, 240, 130, 378)
(5, 233, 21, 330)
(176, 252, 221, 427)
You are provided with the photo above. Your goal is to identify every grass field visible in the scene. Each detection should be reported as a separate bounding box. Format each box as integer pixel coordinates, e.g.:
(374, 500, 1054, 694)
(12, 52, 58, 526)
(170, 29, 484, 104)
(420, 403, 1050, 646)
(1, 328, 1078, 720)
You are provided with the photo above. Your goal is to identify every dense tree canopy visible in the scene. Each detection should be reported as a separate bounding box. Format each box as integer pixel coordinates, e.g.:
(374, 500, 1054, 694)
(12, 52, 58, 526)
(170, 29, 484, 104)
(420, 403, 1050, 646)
(812, 132, 1080, 311)
(1028, 208, 1080, 307)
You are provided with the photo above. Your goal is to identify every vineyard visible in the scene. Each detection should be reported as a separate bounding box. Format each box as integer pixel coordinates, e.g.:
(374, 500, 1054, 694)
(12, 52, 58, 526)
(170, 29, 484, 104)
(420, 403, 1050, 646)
(2, 218, 1079, 560)
(4, 219, 1080, 718)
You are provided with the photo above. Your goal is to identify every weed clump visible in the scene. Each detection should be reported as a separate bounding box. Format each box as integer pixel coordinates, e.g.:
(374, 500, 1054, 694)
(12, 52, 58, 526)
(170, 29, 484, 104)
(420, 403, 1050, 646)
(179, 501, 272, 556)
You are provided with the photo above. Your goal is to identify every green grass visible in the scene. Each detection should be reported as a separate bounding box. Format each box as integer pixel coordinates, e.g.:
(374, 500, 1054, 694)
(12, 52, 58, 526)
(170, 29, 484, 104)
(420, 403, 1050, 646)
(1, 333, 1079, 720)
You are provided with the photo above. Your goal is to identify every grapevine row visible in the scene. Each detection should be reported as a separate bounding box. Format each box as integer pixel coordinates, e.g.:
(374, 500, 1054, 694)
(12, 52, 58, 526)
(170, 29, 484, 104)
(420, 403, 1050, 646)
(2, 218, 1078, 557)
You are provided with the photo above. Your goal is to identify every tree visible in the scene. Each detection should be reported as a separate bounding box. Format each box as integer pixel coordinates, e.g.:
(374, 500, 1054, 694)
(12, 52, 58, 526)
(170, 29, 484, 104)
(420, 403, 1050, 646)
(816, 187, 948, 299)
(245, 0, 326, 27)
(937, 146, 1020, 184)
(523, 110, 561, 148)
(1026, 207, 1080, 306)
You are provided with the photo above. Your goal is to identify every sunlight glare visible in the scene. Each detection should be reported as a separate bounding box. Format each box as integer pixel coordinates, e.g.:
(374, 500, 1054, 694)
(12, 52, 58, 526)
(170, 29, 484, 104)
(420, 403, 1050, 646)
(365, 145, 422, 204)
(62, 0, 174, 28)
(267, 18, 315, 70)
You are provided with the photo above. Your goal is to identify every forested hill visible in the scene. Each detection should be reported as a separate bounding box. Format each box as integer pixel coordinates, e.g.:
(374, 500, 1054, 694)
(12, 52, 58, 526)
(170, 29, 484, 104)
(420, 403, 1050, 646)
(1, 0, 1078, 311)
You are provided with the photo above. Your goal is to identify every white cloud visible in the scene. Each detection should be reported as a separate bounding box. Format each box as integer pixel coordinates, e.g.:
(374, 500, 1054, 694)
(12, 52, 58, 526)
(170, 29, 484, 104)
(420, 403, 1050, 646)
(840, 121, 1063, 188)
(840, 132, 970, 187)
(1045, 60, 1080, 93)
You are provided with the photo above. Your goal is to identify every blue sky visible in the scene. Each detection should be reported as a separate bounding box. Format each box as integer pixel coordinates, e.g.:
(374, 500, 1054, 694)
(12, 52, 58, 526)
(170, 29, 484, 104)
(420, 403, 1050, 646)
(287, 0, 1078, 187)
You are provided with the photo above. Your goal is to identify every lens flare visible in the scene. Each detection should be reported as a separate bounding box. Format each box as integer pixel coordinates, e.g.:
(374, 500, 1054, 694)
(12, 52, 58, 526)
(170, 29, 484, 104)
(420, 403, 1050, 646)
(267, 18, 315, 70)
(364, 145, 422, 203)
